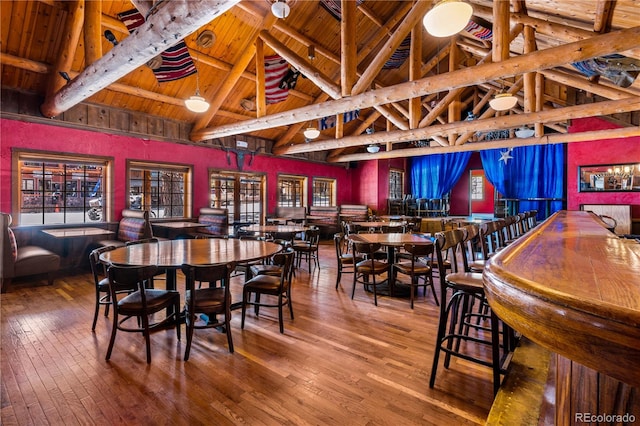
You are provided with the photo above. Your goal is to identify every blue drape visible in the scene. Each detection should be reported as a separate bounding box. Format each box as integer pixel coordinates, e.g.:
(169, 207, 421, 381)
(410, 152, 472, 198)
(480, 144, 565, 218)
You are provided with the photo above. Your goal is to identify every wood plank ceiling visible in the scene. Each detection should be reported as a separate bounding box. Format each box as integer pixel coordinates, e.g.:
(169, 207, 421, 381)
(1, 0, 639, 163)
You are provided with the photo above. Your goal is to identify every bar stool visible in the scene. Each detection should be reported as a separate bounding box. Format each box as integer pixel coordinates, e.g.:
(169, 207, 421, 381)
(429, 229, 505, 395)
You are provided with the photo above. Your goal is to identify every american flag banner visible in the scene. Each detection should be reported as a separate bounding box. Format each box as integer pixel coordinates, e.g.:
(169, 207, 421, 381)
(320, 0, 364, 20)
(319, 110, 360, 130)
(264, 54, 290, 104)
(463, 20, 493, 41)
(117, 9, 196, 83)
(383, 36, 411, 69)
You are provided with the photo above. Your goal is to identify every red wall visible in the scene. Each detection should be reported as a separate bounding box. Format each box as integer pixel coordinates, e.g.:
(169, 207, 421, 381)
(351, 157, 407, 215)
(0, 118, 353, 219)
(567, 117, 640, 218)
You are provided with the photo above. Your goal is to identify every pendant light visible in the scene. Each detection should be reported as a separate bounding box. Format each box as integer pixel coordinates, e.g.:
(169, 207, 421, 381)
(423, 0, 473, 38)
(303, 122, 320, 139)
(489, 92, 518, 111)
(271, 0, 290, 19)
(185, 55, 209, 113)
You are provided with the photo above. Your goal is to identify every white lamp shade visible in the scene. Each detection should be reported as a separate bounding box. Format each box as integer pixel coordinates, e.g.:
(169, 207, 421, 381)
(367, 145, 380, 153)
(489, 93, 518, 111)
(271, 1, 290, 19)
(515, 126, 535, 138)
(423, 1, 473, 37)
(185, 96, 210, 113)
(303, 127, 320, 139)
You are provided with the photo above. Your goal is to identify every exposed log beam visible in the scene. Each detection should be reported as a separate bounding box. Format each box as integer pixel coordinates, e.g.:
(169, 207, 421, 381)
(193, 8, 275, 131)
(356, 2, 414, 65)
(341, 0, 357, 97)
(409, 21, 422, 130)
(191, 27, 640, 142)
(331, 127, 640, 162)
(1, 52, 248, 118)
(472, 4, 640, 60)
(41, 0, 241, 118)
(255, 38, 266, 118)
(45, 0, 84, 99)
(594, 0, 615, 33)
(351, 0, 433, 95)
(259, 30, 341, 100)
(539, 69, 634, 100)
(83, 0, 101, 66)
(277, 97, 639, 155)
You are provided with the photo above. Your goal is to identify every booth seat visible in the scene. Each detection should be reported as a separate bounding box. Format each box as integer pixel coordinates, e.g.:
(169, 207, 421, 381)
(97, 209, 153, 248)
(307, 206, 339, 238)
(1, 212, 61, 293)
(339, 204, 369, 222)
(274, 206, 307, 224)
(196, 208, 229, 237)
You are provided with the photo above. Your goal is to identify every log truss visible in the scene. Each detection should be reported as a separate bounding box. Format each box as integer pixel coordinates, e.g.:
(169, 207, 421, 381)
(2, 0, 639, 162)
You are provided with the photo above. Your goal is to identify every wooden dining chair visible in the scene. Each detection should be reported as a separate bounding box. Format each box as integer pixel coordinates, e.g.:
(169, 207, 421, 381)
(292, 227, 320, 273)
(105, 264, 181, 364)
(89, 245, 117, 331)
(391, 242, 437, 309)
(333, 233, 363, 290)
(180, 262, 236, 360)
(352, 241, 390, 306)
(241, 248, 295, 334)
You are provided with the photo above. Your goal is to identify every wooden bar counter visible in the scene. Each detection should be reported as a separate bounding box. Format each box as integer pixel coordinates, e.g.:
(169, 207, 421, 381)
(483, 210, 640, 423)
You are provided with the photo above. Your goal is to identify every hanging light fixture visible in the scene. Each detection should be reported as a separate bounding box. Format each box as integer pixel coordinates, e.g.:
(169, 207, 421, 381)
(185, 56, 209, 113)
(423, 0, 473, 38)
(515, 126, 535, 138)
(270, 0, 290, 19)
(303, 126, 320, 140)
(367, 144, 380, 153)
(489, 92, 518, 111)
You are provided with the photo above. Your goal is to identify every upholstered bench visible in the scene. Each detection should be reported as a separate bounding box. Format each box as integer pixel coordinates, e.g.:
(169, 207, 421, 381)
(196, 208, 229, 237)
(97, 209, 153, 248)
(1, 213, 61, 293)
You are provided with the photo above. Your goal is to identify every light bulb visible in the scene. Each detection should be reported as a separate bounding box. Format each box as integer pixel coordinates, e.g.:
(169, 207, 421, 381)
(423, 1, 473, 38)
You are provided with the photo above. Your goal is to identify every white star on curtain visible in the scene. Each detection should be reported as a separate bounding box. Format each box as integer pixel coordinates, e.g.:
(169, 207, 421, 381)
(499, 148, 513, 164)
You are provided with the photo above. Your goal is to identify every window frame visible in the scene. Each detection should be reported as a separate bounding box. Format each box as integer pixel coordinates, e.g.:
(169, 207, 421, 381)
(277, 174, 308, 208)
(209, 169, 266, 226)
(388, 168, 404, 200)
(126, 160, 193, 220)
(311, 177, 337, 207)
(12, 149, 113, 226)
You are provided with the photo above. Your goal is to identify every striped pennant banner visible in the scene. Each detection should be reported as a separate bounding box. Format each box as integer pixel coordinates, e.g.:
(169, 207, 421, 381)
(383, 36, 411, 69)
(117, 9, 196, 83)
(264, 54, 290, 104)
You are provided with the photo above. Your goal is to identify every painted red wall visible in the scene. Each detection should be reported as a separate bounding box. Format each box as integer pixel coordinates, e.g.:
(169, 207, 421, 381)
(469, 169, 495, 214)
(0, 118, 353, 219)
(567, 117, 640, 219)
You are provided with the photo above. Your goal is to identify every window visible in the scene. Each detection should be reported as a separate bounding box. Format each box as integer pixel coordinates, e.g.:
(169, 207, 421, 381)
(278, 175, 307, 208)
(210, 171, 265, 226)
(312, 178, 336, 206)
(389, 169, 404, 200)
(127, 161, 191, 219)
(14, 151, 111, 225)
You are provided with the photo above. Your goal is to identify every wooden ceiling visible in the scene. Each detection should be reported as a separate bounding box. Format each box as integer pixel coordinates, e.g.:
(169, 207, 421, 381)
(1, 0, 639, 163)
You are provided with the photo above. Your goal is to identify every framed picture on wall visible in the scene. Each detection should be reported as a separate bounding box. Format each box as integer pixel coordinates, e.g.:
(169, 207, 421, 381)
(471, 175, 484, 200)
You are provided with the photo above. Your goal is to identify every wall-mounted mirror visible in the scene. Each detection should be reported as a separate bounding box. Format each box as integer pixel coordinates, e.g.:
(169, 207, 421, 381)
(579, 163, 640, 192)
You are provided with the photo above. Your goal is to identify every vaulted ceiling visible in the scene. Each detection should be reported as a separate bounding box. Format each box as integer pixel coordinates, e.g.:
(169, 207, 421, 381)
(1, 0, 639, 163)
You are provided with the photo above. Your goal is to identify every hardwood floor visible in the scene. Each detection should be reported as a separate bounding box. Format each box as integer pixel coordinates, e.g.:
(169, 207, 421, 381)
(1, 241, 496, 425)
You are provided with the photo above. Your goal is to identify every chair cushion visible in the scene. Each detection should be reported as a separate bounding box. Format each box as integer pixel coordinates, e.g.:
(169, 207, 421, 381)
(244, 275, 281, 294)
(445, 272, 484, 293)
(14, 246, 60, 277)
(96, 239, 126, 248)
(250, 264, 282, 277)
(356, 259, 389, 274)
(118, 289, 179, 313)
(7, 228, 18, 262)
(394, 261, 431, 275)
(117, 217, 149, 242)
(186, 287, 226, 311)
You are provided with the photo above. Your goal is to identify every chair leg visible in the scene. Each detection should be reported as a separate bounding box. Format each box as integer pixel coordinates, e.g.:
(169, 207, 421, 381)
(105, 313, 118, 361)
(92, 289, 101, 331)
(491, 310, 502, 396)
(351, 270, 358, 299)
(184, 312, 196, 361)
(225, 307, 234, 353)
(241, 289, 249, 329)
(429, 291, 449, 388)
(141, 314, 152, 364)
(335, 264, 342, 289)
(47, 272, 55, 286)
(278, 295, 284, 334)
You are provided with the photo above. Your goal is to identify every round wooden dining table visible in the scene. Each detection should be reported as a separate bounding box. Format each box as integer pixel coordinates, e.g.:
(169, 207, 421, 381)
(100, 238, 282, 290)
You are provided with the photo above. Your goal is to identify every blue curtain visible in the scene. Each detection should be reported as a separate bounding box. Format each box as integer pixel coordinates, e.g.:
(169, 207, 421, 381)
(480, 144, 565, 219)
(410, 152, 472, 198)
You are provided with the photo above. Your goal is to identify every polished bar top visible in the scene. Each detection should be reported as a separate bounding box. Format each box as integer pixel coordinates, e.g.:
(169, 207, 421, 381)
(483, 210, 640, 386)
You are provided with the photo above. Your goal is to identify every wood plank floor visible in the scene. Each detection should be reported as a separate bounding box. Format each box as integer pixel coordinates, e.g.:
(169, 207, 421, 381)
(1, 241, 497, 425)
